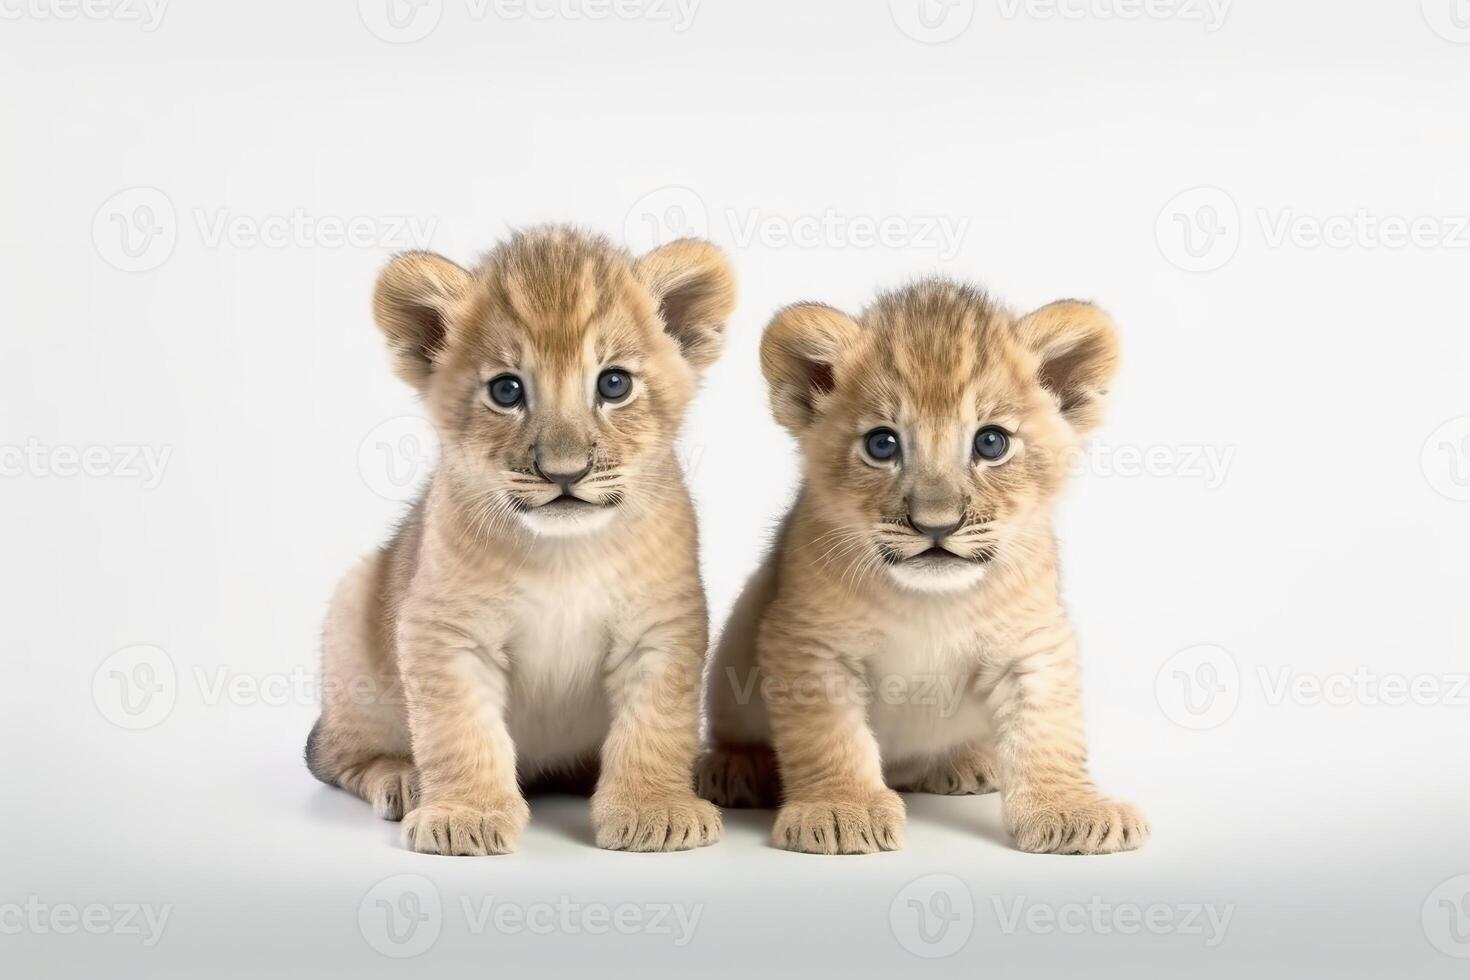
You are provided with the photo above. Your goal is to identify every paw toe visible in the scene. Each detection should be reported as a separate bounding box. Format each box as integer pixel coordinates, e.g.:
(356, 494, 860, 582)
(402, 800, 526, 856)
(773, 793, 904, 855)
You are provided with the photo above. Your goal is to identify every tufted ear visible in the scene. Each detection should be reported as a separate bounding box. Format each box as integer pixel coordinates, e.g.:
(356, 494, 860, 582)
(760, 303, 863, 433)
(372, 251, 473, 392)
(1013, 300, 1119, 434)
(635, 238, 736, 373)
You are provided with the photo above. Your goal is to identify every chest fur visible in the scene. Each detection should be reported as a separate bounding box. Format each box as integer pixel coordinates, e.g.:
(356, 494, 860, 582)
(502, 578, 617, 771)
(864, 613, 993, 763)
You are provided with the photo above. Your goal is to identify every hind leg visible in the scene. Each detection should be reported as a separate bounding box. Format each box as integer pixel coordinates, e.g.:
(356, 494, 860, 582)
(308, 725, 419, 820)
(888, 741, 999, 796)
(305, 554, 418, 821)
(698, 557, 781, 809)
(697, 742, 780, 808)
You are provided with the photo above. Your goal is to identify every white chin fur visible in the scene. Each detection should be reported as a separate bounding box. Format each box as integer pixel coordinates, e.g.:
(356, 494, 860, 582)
(516, 505, 618, 538)
(886, 561, 988, 594)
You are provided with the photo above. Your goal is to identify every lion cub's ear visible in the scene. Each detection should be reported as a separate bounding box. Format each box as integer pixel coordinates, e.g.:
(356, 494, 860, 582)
(1013, 300, 1120, 434)
(760, 303, 863, 433)
(372, 251, 474, 392)
(635, 239, 736, 373)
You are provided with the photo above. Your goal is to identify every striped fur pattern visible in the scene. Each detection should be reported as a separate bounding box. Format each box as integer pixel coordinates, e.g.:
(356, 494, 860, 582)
(308, 227, 734, 854)
(700, 279, 1149, 855)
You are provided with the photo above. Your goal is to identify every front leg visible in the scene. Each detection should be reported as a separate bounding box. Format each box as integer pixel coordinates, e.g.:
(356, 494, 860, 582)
(592, 612, 721, 852)
(991, 623, 1148, 855)
(763, 625, 904, 855)
(397, 610, 529, 856)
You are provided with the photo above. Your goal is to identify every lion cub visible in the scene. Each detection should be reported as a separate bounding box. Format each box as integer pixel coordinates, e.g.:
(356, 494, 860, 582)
(307, 227, 733, 855)
(700, 280, 1148, 856)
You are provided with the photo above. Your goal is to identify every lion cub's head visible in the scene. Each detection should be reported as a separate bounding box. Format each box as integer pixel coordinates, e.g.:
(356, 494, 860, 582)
(373, 226, 735, 538)
(763, 279, 1118, 593)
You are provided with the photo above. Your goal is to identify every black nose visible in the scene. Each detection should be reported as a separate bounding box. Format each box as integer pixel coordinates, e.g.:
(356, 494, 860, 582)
(534, 458, 592, 493)
(907, 515, 961, 543)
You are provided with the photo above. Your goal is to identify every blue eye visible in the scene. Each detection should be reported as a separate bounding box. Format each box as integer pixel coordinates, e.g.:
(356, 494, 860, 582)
(864, 428, 901, 462)
(974, 426, 1010, 461)
(597, 369, 632, 402)
(488, 375, 524, 408)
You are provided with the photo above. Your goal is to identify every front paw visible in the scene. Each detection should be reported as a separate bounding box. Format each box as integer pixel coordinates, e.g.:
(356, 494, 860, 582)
(772, 789, 905, 854)
(1007, 794, 1149, 855)
(401, 798, 530, 856)
(591, 792, 722, 852)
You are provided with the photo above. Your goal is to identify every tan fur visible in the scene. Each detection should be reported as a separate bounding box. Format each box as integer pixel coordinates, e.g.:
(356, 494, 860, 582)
(308, 227, 734, 854)
(699, 280, 1148, 855)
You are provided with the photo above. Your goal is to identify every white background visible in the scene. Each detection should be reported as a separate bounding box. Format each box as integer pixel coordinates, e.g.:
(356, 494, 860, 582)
(3, 0, 1469, 976)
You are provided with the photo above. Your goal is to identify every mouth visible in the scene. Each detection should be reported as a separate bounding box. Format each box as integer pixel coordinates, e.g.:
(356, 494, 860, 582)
(910, 546, 968, 565)
(880, 543, 993, 593)
(516, 491, 619, 537)
(882, 545, 992, 567)
(534, 494, 606, 514)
